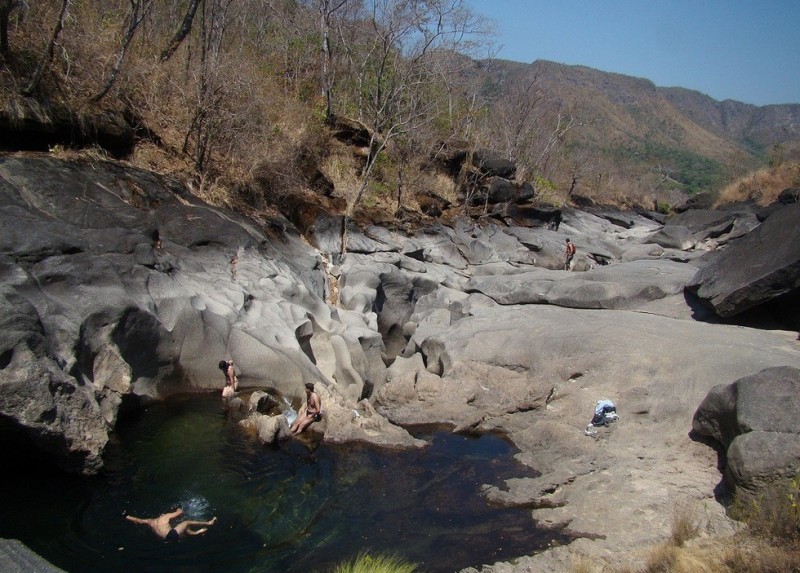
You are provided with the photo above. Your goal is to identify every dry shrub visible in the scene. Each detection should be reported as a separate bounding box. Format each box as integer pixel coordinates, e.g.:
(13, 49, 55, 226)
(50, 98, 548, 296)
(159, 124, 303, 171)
(639, 542, 722, 573)
(332, 552, 417, 573)
(719, 539, 800, 573)
(319, 143, 362, 204)
(715, 162, 800, 206)
(642, 543, 679, 573)
(617, 483, 800, 573)
(428, 172, 457, 203)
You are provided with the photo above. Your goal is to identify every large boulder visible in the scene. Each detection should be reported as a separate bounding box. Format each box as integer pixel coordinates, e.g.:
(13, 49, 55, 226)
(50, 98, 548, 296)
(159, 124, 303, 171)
(645, 225, 696, 250)
(666, 209, 735, 240)
(472, 178, 533, 205)
(686, 202, 800, 322)
(673, 191, 714, 212)
(472, 149, 517, 178)
(692, 366, 800, 499)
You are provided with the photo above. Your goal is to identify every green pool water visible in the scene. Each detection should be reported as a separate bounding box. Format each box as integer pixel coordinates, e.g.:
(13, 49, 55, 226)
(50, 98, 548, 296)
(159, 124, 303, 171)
(0, 393, 572, 573)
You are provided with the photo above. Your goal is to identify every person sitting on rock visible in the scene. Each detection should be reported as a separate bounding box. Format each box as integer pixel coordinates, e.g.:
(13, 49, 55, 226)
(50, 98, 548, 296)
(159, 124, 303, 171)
(124, 507, 217, 542)
(290, 382, 322, 435)
(219, 359, 238, 399)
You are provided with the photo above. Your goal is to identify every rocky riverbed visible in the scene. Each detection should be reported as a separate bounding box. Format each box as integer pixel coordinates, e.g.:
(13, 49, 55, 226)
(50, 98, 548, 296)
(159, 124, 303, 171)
(1, 153, 799, 572)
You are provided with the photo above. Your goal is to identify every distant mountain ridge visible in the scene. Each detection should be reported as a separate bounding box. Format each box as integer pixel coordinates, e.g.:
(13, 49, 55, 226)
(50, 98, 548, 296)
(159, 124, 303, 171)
(476, 59, 800, 195)
(526, 59, 800, 149)
(659, 85, 800, 149)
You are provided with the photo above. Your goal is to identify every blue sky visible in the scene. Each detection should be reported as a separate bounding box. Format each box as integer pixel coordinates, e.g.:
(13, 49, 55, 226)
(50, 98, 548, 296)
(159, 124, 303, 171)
(464, 0, 800, 106)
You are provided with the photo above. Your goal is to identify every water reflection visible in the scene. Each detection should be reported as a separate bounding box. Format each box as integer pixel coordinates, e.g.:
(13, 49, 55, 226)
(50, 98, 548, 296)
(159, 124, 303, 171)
(0, 394, 572, 573)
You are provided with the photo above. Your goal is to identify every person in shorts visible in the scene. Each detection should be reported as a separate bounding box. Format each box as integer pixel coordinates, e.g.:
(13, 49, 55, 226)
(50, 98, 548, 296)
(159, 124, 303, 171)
(124, 507, 217, 542)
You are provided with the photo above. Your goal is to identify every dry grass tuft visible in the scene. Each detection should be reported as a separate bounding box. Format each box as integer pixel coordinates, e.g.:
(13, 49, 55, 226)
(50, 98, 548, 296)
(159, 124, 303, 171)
(571, 555, 600, 573)
(670, 504, 700, 548)
(332, 552, 417, 573)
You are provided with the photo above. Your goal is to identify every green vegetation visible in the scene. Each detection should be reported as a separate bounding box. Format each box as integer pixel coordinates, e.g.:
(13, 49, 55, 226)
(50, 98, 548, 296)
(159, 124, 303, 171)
(331, 552, 417, 573)
(730, 475, 800, 544)
(642, 143, 728, 195)
(655, 201, 671, 215)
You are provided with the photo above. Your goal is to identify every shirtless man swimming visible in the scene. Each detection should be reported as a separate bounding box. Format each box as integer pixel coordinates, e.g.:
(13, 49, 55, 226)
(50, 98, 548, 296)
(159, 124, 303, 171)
(125, 507, 217, 542)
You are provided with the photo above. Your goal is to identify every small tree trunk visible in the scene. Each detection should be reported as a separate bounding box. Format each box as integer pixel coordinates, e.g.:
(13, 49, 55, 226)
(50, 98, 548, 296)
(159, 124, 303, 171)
(22, 0, 69, 96)
(159, 0, 201, 63)
(90, 0, 155, 102)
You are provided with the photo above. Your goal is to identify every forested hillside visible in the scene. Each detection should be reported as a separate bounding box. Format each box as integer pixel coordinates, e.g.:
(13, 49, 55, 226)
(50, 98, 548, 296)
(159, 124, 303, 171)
(1, 0, 798, 221)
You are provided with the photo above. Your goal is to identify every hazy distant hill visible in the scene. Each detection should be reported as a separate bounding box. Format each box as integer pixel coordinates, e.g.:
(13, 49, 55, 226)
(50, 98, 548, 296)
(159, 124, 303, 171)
(660, 86, 800, 150)
(476, 59, 800, 194)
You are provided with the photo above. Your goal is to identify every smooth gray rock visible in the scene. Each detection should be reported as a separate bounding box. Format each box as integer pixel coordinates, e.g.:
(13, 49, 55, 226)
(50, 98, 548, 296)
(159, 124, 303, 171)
(6, 152, 800, 573)
(693, 366, 800, 446)
(692, 366, 800, 498)
(0, 156, 408, 472)
(0, 539, 67, 573)
(726, 431, 800, 496)
(465, 259, 694, 310)
(645, 225, 696, 250)
(686, 202, 800, 319)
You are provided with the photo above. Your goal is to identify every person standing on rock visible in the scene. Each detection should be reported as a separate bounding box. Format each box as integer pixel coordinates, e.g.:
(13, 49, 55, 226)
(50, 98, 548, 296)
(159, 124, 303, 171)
(291, 382, 322, 435)
(124, 507, 217, 542)
(564, 238, 576, 271)
(219, 359, 238, 399)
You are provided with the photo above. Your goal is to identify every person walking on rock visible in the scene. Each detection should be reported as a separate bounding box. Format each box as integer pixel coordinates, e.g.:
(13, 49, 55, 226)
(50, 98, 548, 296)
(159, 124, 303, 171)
(564, 238, 576, 271)
(291, 383, 322, 435)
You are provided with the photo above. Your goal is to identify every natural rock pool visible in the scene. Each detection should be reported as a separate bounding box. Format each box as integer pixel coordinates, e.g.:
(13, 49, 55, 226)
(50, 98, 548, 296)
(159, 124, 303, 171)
(0, 394, 572, 573)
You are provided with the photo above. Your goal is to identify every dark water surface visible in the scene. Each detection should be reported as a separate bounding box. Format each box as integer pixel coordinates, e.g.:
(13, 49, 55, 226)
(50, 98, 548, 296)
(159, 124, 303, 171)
(0, 394, 572, 573)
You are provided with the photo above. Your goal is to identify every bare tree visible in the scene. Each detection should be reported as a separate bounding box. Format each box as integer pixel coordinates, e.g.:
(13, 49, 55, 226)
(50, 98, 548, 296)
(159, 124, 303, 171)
(491, 69, 543, 166)
(182, 0, 234, 174)
(477, 64, 584, 185)
(21, 0, 69, 96)
(317, 0, 348, 121)
(90, 0, 156, 102)
(337, 0, 488, 253)
(534, 105, 581, 178)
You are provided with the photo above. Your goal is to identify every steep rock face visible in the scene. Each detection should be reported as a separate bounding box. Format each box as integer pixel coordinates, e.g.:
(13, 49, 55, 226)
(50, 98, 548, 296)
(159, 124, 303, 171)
(692, 367, 800, 499)
(686, 202, 800, 324)
(0, 155, 408, 473)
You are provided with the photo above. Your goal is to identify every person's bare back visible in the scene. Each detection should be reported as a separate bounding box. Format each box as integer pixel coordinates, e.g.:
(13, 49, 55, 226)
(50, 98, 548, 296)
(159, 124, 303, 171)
(125, 508, 217, 542)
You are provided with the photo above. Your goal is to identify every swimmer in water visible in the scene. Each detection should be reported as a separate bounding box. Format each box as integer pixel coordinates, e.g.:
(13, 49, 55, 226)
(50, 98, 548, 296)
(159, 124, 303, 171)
(124, 507, 217, 542)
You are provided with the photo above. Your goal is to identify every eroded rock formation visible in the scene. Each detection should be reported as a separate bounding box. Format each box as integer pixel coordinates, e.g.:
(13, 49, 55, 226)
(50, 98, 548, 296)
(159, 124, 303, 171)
(2, 153, 800, 573)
